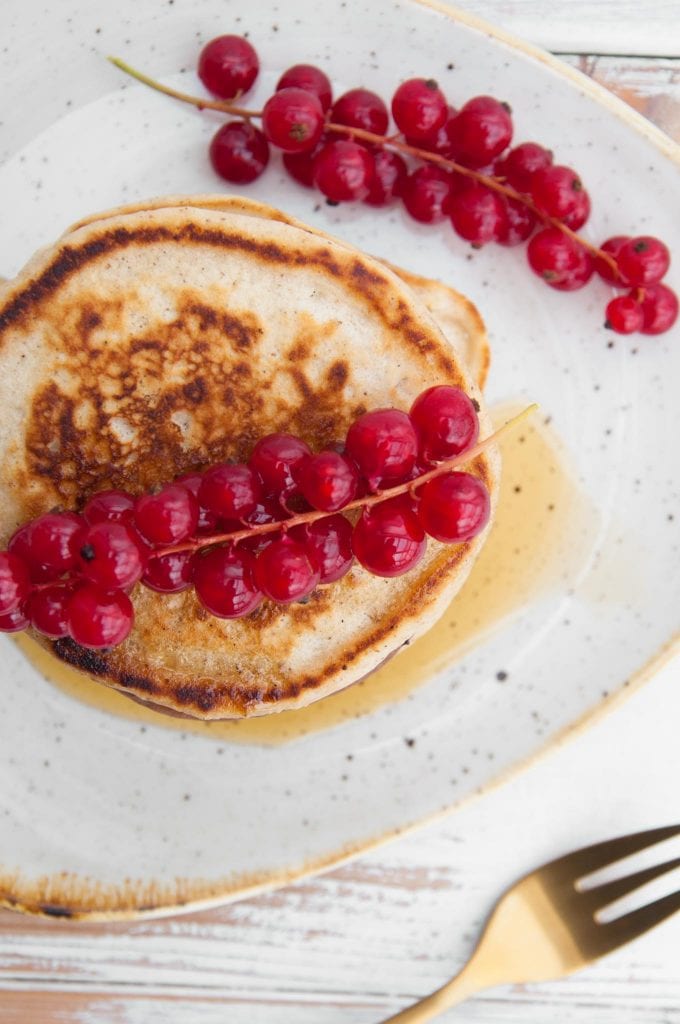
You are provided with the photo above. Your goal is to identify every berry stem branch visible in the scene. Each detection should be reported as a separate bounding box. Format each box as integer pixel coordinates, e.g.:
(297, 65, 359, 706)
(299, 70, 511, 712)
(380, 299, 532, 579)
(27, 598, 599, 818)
(153, 404, 537, 559)
(109, 57, 618, 273)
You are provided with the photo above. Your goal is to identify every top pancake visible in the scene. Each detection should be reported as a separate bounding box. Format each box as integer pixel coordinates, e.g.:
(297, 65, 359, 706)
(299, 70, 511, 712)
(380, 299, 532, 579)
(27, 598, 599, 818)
(0, 202, 498, 718)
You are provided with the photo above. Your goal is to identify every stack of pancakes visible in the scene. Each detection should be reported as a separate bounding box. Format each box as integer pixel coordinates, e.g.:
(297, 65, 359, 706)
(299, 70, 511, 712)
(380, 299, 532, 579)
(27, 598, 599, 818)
(0, 196, 497, 719)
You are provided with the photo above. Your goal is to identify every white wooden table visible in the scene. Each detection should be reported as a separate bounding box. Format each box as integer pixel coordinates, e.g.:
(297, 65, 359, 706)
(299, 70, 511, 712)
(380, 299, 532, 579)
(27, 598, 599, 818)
(1, 3, 679, 1021)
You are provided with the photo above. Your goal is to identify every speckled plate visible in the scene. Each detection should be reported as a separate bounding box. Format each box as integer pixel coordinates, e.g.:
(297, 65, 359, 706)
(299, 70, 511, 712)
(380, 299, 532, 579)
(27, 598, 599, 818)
(1, 0, 679, 919)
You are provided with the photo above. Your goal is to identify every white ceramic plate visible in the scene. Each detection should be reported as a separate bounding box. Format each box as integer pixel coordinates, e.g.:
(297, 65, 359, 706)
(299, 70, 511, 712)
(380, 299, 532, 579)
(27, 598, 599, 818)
(1, 0, 679, 919)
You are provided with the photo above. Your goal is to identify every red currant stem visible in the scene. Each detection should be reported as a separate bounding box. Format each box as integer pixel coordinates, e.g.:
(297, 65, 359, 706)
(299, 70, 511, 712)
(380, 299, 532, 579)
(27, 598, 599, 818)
(152, 404, 537, 559)
(109, 56, 619, 276)
(107, 57, 263, 119)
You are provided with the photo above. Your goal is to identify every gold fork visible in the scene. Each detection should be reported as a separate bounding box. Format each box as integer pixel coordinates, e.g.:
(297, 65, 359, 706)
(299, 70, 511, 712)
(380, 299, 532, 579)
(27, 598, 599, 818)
(383, 824, 680, 1022)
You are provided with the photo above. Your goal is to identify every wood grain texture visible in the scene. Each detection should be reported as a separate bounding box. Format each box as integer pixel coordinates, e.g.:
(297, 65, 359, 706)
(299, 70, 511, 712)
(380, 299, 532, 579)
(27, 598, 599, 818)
(1, 43, 680, 1024)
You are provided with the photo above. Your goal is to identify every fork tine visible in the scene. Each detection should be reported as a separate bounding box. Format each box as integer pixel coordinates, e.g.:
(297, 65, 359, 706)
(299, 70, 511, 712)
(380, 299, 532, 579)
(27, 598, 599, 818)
(579, 856, 680, 912)
(600, 889, 680, 948)
(547, 825, 680, 880)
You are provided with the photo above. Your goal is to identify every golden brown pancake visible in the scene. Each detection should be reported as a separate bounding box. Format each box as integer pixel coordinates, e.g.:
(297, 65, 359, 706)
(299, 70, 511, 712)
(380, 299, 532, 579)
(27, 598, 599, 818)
(0, 201, 498, 718)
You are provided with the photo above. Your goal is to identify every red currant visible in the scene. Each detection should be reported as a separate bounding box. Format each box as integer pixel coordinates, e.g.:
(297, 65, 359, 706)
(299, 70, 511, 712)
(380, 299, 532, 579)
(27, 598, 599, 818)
(496, 196, 537, 246)
(27, 583, 74, 639)
(616, 236, 671, 287)
(250, 434, 311, 497)
(245, 496, 289, 527)
(296, 451, 359, 512)
(198, 35, 259, 100)
(262, 88, 324, 154)
(449, 96, 513, 168)
(313, 140, 375, 202)
(7, 524, 51, 583)
(494, 141, 552, 192)
(67, 585, 134, 649)
(83, 489, 135, 525)
(331, 88, 389, 136)
(193, 546, 262, 617)
(198, 463, 262, 520)
(352, 498, 426, 577)
(282, 142, 325, 188)
(639, 284, 679, 335)
(345, 409, 418, 490)
(365, 150, 408, 207)
(530, 165, 586, 220)
(595, 236, 630, 285)
(409, 385, 479, 461)
(142, 550, 195, 593)
(77, 522, 146, 589)
(276, 64, 332, 112)
(26, 513, 85, 575)
(561, 187, 590, 230)
(527, 228, 594, 290)
(134, 485, 199, 546)
(0, 551, 31, 615)
(209, 121, 269, 184)
(402, 165, 456, 223)
(254, 537, 320, 603)
(450, 184, 509, 246)
(391, 79, 447, 143)
(0, 605, 30, 633)
(410, 104, 457, 157)
(604, 295, 643, 335)
(290, 515, 354, 584)
(417, 472, 490, 542)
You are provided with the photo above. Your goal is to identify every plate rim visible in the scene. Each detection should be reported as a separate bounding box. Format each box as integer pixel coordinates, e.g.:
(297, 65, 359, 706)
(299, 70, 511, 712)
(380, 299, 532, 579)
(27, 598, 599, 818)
(2, 0, 679, 921)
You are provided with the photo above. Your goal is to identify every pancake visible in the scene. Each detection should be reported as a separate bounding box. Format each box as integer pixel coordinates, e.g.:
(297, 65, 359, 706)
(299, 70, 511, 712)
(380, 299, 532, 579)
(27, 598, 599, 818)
(66, 194, 491, 390)
(0, 202, 498, 719)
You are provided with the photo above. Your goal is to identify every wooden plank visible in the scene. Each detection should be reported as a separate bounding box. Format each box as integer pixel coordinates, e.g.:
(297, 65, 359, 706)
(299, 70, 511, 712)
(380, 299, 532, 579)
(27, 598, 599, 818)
(457, 2, 680, 57)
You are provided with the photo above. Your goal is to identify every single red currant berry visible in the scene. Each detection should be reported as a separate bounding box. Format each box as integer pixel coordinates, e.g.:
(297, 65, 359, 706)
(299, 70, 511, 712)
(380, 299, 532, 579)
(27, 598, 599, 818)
(494, 141, 553, 192)
(639, 283, 679, 335)
(245, 496, 289, 526)
(331, 87, 389, 135)
(254, 537, 320, 603)
(604, 295, 644, 335)
(345, 409, 418, 490)
(391, 78, 447, 142)
(193, 546, 262, 617)
(0, 604, 30, 633)
(595, 236, 631, 285)
(450, 184, 509, 246)
(409, 104, 458, 156)
(352, 498, 426, 577)
(26, 513, 85, 575)
(561, 187, 591, 230)
(83, 489, 135, 525)
(496, 196, 537, 246)
(199, 463, 262, 520)
(27, 583, 75, 639)
(530, 165, 585, 220)
(282, 141, 325, 188)
(312, 140, 375, 202)
(616, 236, 671, 287)
(417, 472, 490, 542)
(174, 473, 220, 534)
(134, 485, 199, 546)
(198, 35, 259, 100)
(77, 522, 146, 589)
(277, 64, 332, 111)
(250, 434, 312, 497)
(7, 524, 54, 583)
(0, 551, 31, 615)
(409, 385, 479, 461)
(262, 88, 324, 153)
(527, 228, 594, 291)
(402, 165, 456, 224)
(449, 96, 513, 167)
(365, 150, 408, 207)
(296, 451, 359, 511)
(67, 585, 134, 649)
(290, 515, 354, 584)
(209, 121, 270, 184)
(142, 550, 195, 594)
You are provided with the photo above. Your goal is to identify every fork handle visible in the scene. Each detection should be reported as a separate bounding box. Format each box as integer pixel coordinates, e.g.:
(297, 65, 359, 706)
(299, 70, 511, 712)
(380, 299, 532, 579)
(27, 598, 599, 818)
(381, 962, 486, 1022)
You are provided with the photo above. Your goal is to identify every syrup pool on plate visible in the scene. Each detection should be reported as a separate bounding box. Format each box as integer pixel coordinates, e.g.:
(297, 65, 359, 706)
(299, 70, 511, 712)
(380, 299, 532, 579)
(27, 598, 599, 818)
(13, 404, 595, 744)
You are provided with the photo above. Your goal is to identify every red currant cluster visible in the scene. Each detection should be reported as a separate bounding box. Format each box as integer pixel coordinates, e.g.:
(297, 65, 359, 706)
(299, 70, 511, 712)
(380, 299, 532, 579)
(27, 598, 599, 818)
(112, 36, 677, 336)
(0, 386, 494, 650)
